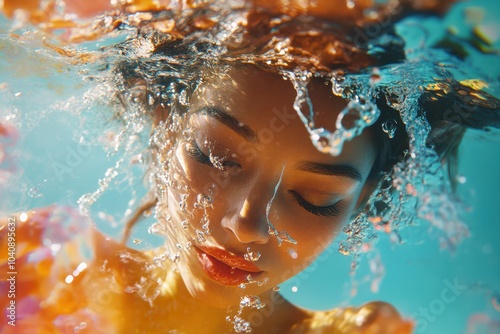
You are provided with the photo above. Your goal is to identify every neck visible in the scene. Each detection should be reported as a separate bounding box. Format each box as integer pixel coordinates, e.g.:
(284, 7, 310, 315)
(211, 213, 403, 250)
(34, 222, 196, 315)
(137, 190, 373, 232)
(160, 270, 305, 333)
(91, 239, 306, 333)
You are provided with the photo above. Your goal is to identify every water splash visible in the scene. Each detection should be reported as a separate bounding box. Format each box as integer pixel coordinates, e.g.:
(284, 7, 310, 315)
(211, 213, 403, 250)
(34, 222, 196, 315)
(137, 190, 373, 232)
(266, 165, 297, 246)
(227, 295, 266, 333)
(309, 95, 380, 156)
(240, 295, 266, 309)
(227, 315, 252, 333)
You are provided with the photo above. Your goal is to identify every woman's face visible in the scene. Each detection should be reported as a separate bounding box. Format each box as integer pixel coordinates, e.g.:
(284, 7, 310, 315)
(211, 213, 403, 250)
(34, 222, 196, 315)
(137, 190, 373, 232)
(163, 65, 377, 307)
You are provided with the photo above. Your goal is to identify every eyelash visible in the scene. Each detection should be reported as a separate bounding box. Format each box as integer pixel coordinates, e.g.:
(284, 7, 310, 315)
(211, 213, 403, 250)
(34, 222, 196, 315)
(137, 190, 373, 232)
(289, 190, 343, 217)
(185, 140, 212, 166)
(185, 140, 240, 169)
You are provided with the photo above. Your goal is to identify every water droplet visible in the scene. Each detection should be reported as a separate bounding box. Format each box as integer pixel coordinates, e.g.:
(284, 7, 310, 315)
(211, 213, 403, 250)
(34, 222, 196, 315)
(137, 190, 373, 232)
(181, 220, 190, 229)
(230, 315, 252, 333)
(288, 249, 298, 259)
(311, 128, 332, 153)
(196, 229, 206, 242)
(278, 231, 297, 245)
(370, 68, 381, 85)
(19, 212, 28, 222)
(76, 322, 87, 332)
(179, 194, 189, 211)
(240, 295, 265, 309)
(148, 222, 168, 237)
(28, 187, 43, 198)
(291, 286, 298, 292)
(381, 119, 398, 139)
(195, 193, 213, 208)
(331, 76, 345, 95)
(49, 243, 61, 255)
(133, 238, 142, 245)
(339, 244, 350, 255)
(148, 93, 156, 106)
(169, 252, 181, 263)
(244, 247, 261, 262)
(272, 286, 280, 292)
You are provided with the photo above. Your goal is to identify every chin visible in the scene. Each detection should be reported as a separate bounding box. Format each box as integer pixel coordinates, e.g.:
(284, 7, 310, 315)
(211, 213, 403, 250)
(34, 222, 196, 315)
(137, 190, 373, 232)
(177, 265, 270, 309)
(181, 273, 242, 308)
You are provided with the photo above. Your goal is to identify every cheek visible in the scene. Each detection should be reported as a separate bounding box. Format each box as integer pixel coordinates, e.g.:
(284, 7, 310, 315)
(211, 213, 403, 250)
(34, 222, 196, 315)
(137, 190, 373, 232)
(271, 197, 358, 264)
(172, 144, 218, 194)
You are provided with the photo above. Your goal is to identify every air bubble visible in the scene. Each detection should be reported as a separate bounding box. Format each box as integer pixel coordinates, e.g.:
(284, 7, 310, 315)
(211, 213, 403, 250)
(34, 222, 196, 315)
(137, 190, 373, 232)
(179, 194, 189, 211)
(28, 187, 43, 198)
(195, 193, 213, 208)
(240, 295, 265, 309)
(196, 229, 206, 242)
(148, 94, 156, 106)
(339, 244, 350, 255)
(311, 128, 333, 154)
(244, 247, 261, 262)
(169, 253, 181, 263)
(381, 119, 398, 139)
(229, 316, 252, 333)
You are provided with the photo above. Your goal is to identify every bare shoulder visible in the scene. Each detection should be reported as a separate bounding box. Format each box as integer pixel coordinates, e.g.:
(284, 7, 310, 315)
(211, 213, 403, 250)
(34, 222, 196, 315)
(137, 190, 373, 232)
(290, 301, 413, 334)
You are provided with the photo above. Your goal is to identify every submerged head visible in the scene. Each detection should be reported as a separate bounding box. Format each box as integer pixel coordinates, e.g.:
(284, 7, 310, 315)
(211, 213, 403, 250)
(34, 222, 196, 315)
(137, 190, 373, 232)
(112, 4, 488, 310)
(153, 63, 385, 307)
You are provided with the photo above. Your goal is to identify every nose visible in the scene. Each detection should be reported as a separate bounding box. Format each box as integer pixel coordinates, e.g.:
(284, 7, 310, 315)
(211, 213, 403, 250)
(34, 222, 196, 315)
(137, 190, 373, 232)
(221, 195, 271, 245)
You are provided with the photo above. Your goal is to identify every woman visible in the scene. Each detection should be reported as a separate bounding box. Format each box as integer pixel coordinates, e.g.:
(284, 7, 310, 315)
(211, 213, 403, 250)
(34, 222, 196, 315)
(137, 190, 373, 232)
(0, 68, 412, 333)
(1, 0, 498, 333)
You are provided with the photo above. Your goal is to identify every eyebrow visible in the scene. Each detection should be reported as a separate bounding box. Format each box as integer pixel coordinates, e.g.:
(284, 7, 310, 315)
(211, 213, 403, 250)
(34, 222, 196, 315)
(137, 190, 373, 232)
(296, 161, 363, 182)
(196, 106, 257, 142)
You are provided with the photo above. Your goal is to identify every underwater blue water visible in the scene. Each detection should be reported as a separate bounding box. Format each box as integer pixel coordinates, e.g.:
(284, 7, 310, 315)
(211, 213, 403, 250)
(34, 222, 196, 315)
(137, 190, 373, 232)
(279, 1, 500, 333)
(1, 0, 499, 333)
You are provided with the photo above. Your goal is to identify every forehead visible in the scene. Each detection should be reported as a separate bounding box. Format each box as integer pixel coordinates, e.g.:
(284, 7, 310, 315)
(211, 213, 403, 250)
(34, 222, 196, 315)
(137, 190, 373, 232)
(190, 64, 376, 170)
(192, 65, 347, 128)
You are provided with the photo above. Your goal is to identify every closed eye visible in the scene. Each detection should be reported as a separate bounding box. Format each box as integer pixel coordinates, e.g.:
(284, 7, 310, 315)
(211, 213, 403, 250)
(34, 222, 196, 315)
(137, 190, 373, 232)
(185, 140, 212, 166)
(185, 139, 241, 170)
(288, 190, 343, 217)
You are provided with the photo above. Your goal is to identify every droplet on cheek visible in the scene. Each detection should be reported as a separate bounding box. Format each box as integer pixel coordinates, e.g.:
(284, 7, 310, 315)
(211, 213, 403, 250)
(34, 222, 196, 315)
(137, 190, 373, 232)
(244, 247, 261, 262)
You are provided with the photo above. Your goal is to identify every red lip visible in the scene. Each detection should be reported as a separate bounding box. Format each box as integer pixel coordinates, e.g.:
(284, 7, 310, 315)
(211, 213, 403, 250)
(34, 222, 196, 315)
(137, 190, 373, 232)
(194, 246, 263, 286)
